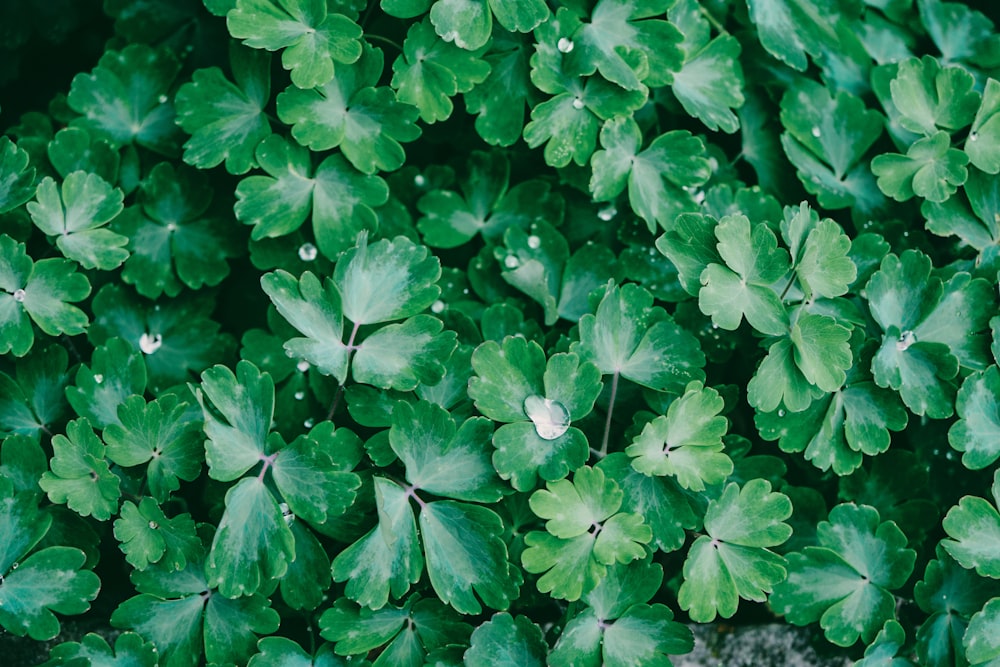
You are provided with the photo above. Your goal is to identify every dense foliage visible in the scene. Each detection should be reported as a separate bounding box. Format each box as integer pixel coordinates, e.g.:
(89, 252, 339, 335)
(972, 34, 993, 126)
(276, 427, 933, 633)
(2, 0, 1000, 665)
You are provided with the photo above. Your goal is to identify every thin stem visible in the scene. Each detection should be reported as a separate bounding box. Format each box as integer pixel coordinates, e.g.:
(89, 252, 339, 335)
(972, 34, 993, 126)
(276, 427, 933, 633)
(779, 272, 797, 301)
(599, 371, 621, 457)
(698, 4, 728, 35)
(365, 33, 403, 53)
(327, 321, 363, 420)
(258, 452, 279, 481)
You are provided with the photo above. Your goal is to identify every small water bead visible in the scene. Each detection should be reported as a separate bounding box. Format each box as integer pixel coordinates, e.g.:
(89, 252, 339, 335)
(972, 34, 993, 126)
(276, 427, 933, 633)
(970, 132, 979, 142)
(504, 255, 520, 269)
(431, 299, 446, 314)
(297, 360, 310, 373)
(811, 126, 822, 138)
(298, 242, 318, 261)
(777, 409, 786, 417)
(148, 521, 158, 530)
(527, 235, 541, 249)
(598, 205, 617, 221)
(572, 98, 585, 110)
(896, 330, 917, 351)
(93, 374, 104, 384)
(158, 94, 169, 104)
(557, 38, 574, 53)
(12, 289, 25, 302)
(294, 391, 305, 401)
(414, 173, 427, 187)
(139, 333, 163, 354)
(166, 222, 178, 232)
(303, 418, 315, 428)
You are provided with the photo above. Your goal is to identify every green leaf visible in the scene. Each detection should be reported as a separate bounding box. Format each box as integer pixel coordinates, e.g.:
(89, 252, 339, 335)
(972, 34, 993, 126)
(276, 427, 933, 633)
(351, 315, 457, 391)
(789, 313, 852, 393)
(966, 597, 1000, 666)
(784, 210, 857, 299)
(207, 476, 295, 597)
(0, 234, 91, 357)
(389, 400, 505, 502)
(464, 613, 547, 667)
(967, 78, 1000, 174)
(420, 499, 520, 614)
(941, 470, 1000, 579)
(889, 55, 980, 136)
(391, 19, 490, 124)
(573, 281, 706, 393)
(562, 0, 683, 91)
(0, 478, 50, 576)
(854, 621, 916, 667)
(111, 594, 205, 667)
(678, 479, 792, 622)
(279, 521, 332, 611)
(950, 366, 1000, 470)
(116, 161, 238, 299)
(923, 168, 1000, 252)
(0, 345, 72, 439)
(39, 419, 121, 521)
(871, 131, 970, 203)
(699, 214, 790, 335)
(464, 32, 534, 146)
(332, 477, 423, 609)
(65, 337, 147, 431)
(0, 136, 36, 214)
(428, 0, 492, 50)
(195, 361, 273, 483)
(174, 43, 272, 175)
(746, 0, 842, 70)
(0, 546, 100, 641)
(113, 498, 200, 571)
(867, 250, 994, 417)
(522, 466, 651, 600)
(271, 425, 362, 523)
(42, 632, 158, 667)
(47, 126, 120, 183)
(276, 44, 421, 174)
(227, 0, 363, 89)
(234, 134, 388, 257)
(51, 188, 112, 277)
(590, 117, 712, 232)
(655, 212, 722, 296)
(625, 382, 731, 491)
(67, 43, 182, 155)
(771, 503, 916, 647)
(779, 81, 884, 211)
(248, 637, 352, 667)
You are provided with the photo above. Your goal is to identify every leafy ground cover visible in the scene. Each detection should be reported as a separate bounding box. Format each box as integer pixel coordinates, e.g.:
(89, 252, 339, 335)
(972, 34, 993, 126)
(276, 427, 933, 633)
(2, 0, 1000, 665)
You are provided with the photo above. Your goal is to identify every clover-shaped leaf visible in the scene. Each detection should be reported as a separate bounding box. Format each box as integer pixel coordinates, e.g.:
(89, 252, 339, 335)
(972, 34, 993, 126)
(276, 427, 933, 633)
(235, 135, 389, 258)
(67, 43, 182, 155)
(0, 136, 36, 214)
(889, 55, 980, 136)
(965, 597, 1000, 667)
(678, 479, 792, 622)
(966, 78, 1000, 175)
(28, 171, 127, 270)
(780, 204, 858, 300)
(941, 469, 1000, 579)
(391, 18, 490, 123)
(626, 382, 730, 490)
(923, 167, 1000, 252)
(465, 31, 536, 146)
(113, 497, 201, 571)
(103, 394, 203, 502)
(590, 117, 712, 233)
(0, 234, 91, 357)
(277, 44, 421, 174)
(465, 612, 547, 667)
(227, 0, 363, 89)
(699, 213, 790, 336)
(174, 43, 272, 175)
(949, 366, 1000, 470)
(0, 345, 72, 439)
(872, 131, 970, 203)
(745, 0, 840, 71)
(65, 337, 147, 431)
(522, 466, 651, 600)
(470, 336, 602, 490)
(42, 632, 158, 667)
(46, 126, 120, 183)
(771, 503, 916, 647)
(38, 419, 121, 521)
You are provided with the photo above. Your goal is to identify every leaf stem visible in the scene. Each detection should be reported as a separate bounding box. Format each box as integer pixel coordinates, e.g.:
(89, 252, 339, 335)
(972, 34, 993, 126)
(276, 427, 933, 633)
(327, 320, 363, 420)
(599, 371, 621, 457)
(258, 452, 279, 480)
(365, 33, 403, 53)
(778, 272, 797, 301)
(698, 4, 729, 35)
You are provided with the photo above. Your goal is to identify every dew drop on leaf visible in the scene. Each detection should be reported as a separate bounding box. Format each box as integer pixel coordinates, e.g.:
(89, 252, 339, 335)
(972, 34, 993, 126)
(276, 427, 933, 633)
(294, 391, 305, 400)
(524, 395, 571, 440)
(139, 333, 164, 354)
(297, 360, 310, 373)
(896, 330, 917, 351)
(93, 374, 104, 384)
(527, 235, 541, 249)
(557, 38, 574, 53)
(148, 521, 158, 529)
(598, 205, 617, 221)
(12, 288, 25, 302)
(572, 98, 585, 110)
(431, 299, 445, 313)
(414, 173, 426, 187)
(298, 242, 318, 261)
(504, 255, 520, 269)
(811, 127, 821, 137)
(304, 418, 315, 428)
(158, 94, 168, 104)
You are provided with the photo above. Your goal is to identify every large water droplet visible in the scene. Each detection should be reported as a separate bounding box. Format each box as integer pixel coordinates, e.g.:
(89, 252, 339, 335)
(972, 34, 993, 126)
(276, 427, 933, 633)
(896, 330, 917, 351)
(524, 395, 571, 440)
(557, 38, 574, 53)
(298, 242, 318, 261)
(297, 360, 310, 373)
(414, 173, 427, 187)
(139, 333, 163, 354)
(527, 235, 541, 249)
(431, 299, 445, 313)
(12, 289, 25, 302)
(504, 255, 520, 269)
(572, 98, 585, 110)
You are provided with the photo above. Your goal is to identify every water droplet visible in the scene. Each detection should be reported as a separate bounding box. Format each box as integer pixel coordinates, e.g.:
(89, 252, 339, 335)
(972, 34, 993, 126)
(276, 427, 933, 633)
(303, 418, 315, 428)
(431, 299, 445, 313)
(158, 94, 168, 104)
(777, 409, 786, 417)
(527, 235, 541, 249)
(148, 521, 158, 529)
(12, 289, 25, 302)
(93, 374, 104, 384)
(572, 98, 585, 110)
(294, 391, 305, 400)
(811, 126, 821, 138)
(896, 330, 917, 351)
(504, 255, 520, 269)
(166, 222, 178, 232)
(557, 37, 574, 53)
(970, 132, 979, 142)
(296, 360, 310, 373)
(523, 395, 571, 440)
(414, 173, 427, 187)
(298, 242, 318, 261)
(139, 333, 163, 354)
(598, 205, 617, 221)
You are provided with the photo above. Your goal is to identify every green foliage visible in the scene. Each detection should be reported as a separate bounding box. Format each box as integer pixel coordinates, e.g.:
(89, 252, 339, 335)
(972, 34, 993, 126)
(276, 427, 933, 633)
(4, 1, 1000, 664)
